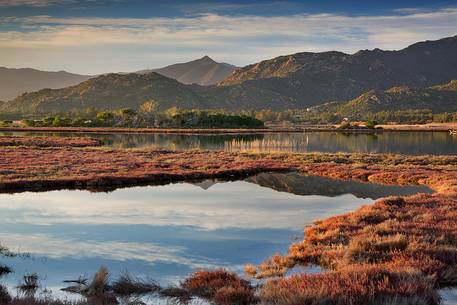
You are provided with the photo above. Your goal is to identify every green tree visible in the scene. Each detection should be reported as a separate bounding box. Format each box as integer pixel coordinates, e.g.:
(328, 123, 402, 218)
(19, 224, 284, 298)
(365, 120, 378, 129)
(140, 100, 159, 114)
(165, 106, 179, 117)
(96, 111, 115, 126)
(52, 116, 62, 127)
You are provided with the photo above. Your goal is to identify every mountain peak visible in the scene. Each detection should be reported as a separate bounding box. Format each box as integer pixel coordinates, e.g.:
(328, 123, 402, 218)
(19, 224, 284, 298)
(199, 55, 215, 63)
(138, 56, 236, 86)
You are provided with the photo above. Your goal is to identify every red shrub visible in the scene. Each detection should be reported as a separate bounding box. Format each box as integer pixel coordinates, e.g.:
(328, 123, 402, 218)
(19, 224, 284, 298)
(182, 269, 252, 299)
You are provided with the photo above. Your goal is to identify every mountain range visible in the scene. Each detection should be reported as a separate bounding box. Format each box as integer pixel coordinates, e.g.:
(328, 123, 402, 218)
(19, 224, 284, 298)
(0, 73, 207, 113)
(0, 56, 236, 103)
(1, 35, 457, 114)
(313, 80, 457, 117)
(217, 35, 457, 109)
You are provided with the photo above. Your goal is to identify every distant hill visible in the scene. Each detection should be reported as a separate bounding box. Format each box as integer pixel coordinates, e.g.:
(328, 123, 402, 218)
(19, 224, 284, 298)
(0, 56, 234, 103)
(0, 73, 208, 113)
(313, 80, 457, 117)
(137, 56, 236, 86)
(218, 35, 457, 109)
(0, 67, 91, 101)
(0, 70, 297, 113)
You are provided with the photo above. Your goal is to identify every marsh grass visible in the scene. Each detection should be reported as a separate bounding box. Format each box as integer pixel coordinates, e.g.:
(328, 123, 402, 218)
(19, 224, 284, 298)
(157, 286, 192, 304)
(181, 269, 256, 305)
(111, 272, 160, 296)
(0, 265, 12, 277)
(0, 285, 12, 304)
(85, 266, 109, 297)
(259, 266, 440, 305)
(64, 268, 256, 305)
(61, 276, 89, 294)
(0, 146, 291, 193)
(17, 273, 39, 295)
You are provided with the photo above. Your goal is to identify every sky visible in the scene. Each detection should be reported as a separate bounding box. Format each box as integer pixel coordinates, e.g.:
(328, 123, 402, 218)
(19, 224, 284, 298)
(0, 0, 457, 74)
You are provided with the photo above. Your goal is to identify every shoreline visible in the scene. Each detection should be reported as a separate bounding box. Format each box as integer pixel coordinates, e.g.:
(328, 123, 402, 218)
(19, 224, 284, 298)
(1, 124, 457, 135)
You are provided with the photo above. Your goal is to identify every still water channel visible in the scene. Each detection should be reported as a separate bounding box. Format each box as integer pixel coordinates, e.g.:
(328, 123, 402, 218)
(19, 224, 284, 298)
(2, 131, 457, 154)
(0, 173, 433, 300)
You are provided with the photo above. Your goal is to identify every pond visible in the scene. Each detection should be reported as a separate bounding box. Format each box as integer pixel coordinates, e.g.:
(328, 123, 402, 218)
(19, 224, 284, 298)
(0, 173, 432, 298)
(2, 131, 457, 154)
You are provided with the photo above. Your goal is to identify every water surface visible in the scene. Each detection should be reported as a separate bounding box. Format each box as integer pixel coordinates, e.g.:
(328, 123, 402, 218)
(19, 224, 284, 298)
(2, 131, 457, 154)
(441, 289, 457, 305)
(0, 173, 431, 295)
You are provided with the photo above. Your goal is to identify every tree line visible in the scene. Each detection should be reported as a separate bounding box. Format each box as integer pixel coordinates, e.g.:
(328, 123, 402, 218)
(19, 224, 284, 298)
(2, 103, 457, 128)
(19, 102, 264, 129)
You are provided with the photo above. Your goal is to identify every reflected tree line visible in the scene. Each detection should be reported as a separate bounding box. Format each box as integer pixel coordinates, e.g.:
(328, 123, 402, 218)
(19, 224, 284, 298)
(1, 131, 457, 154)
(100, 132, 457, 155)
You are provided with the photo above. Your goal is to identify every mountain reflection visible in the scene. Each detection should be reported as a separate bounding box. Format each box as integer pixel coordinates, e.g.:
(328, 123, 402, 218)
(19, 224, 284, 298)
(245, 172, 432, 199)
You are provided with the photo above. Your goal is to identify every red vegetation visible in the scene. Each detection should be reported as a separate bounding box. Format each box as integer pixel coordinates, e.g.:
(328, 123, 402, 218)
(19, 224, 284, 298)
(0, 136, 102, 148)
(0, 146, 291, 192)
(182, 269, 256, 305)
(245, 153, 457, 304)
(260, 265, 439, 305)
(277, 193, 457, 285)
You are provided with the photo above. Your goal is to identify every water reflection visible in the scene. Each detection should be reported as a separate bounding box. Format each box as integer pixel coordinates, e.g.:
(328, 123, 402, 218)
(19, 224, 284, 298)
(2, 131, 457, 155)
(441, 289, 457, 305)
(0, 173, 433, 292)
(246, 172, 432, 199)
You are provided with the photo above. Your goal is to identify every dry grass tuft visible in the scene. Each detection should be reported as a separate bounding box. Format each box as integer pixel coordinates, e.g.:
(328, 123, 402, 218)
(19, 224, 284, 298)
(0, 264, 12, 277)
(17, 273, 39, 295)
(0, 285, 12, 304)
(182, 269, 256, 305)
(85, 266, 110, 297)
(111, 272, 160, 296)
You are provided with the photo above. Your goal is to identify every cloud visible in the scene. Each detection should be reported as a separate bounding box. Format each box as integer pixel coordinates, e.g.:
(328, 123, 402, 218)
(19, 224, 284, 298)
(0, 233, 223, 269)
(0, 0, 71, 6)
(0, 7, 456, 73)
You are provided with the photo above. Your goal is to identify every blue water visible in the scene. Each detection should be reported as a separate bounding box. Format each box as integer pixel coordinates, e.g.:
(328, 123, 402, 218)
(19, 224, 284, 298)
(442, 289, 457, 305)
(0, 173, 432, 296)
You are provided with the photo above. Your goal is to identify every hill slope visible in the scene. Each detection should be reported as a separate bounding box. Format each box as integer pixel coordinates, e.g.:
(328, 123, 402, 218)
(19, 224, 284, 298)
(314, 80, 457, 117)
(0, 73, 208, 113)
(138, 56, 236, 86)
(0, 67, 91, 101)
(218, 35, 457, 109)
